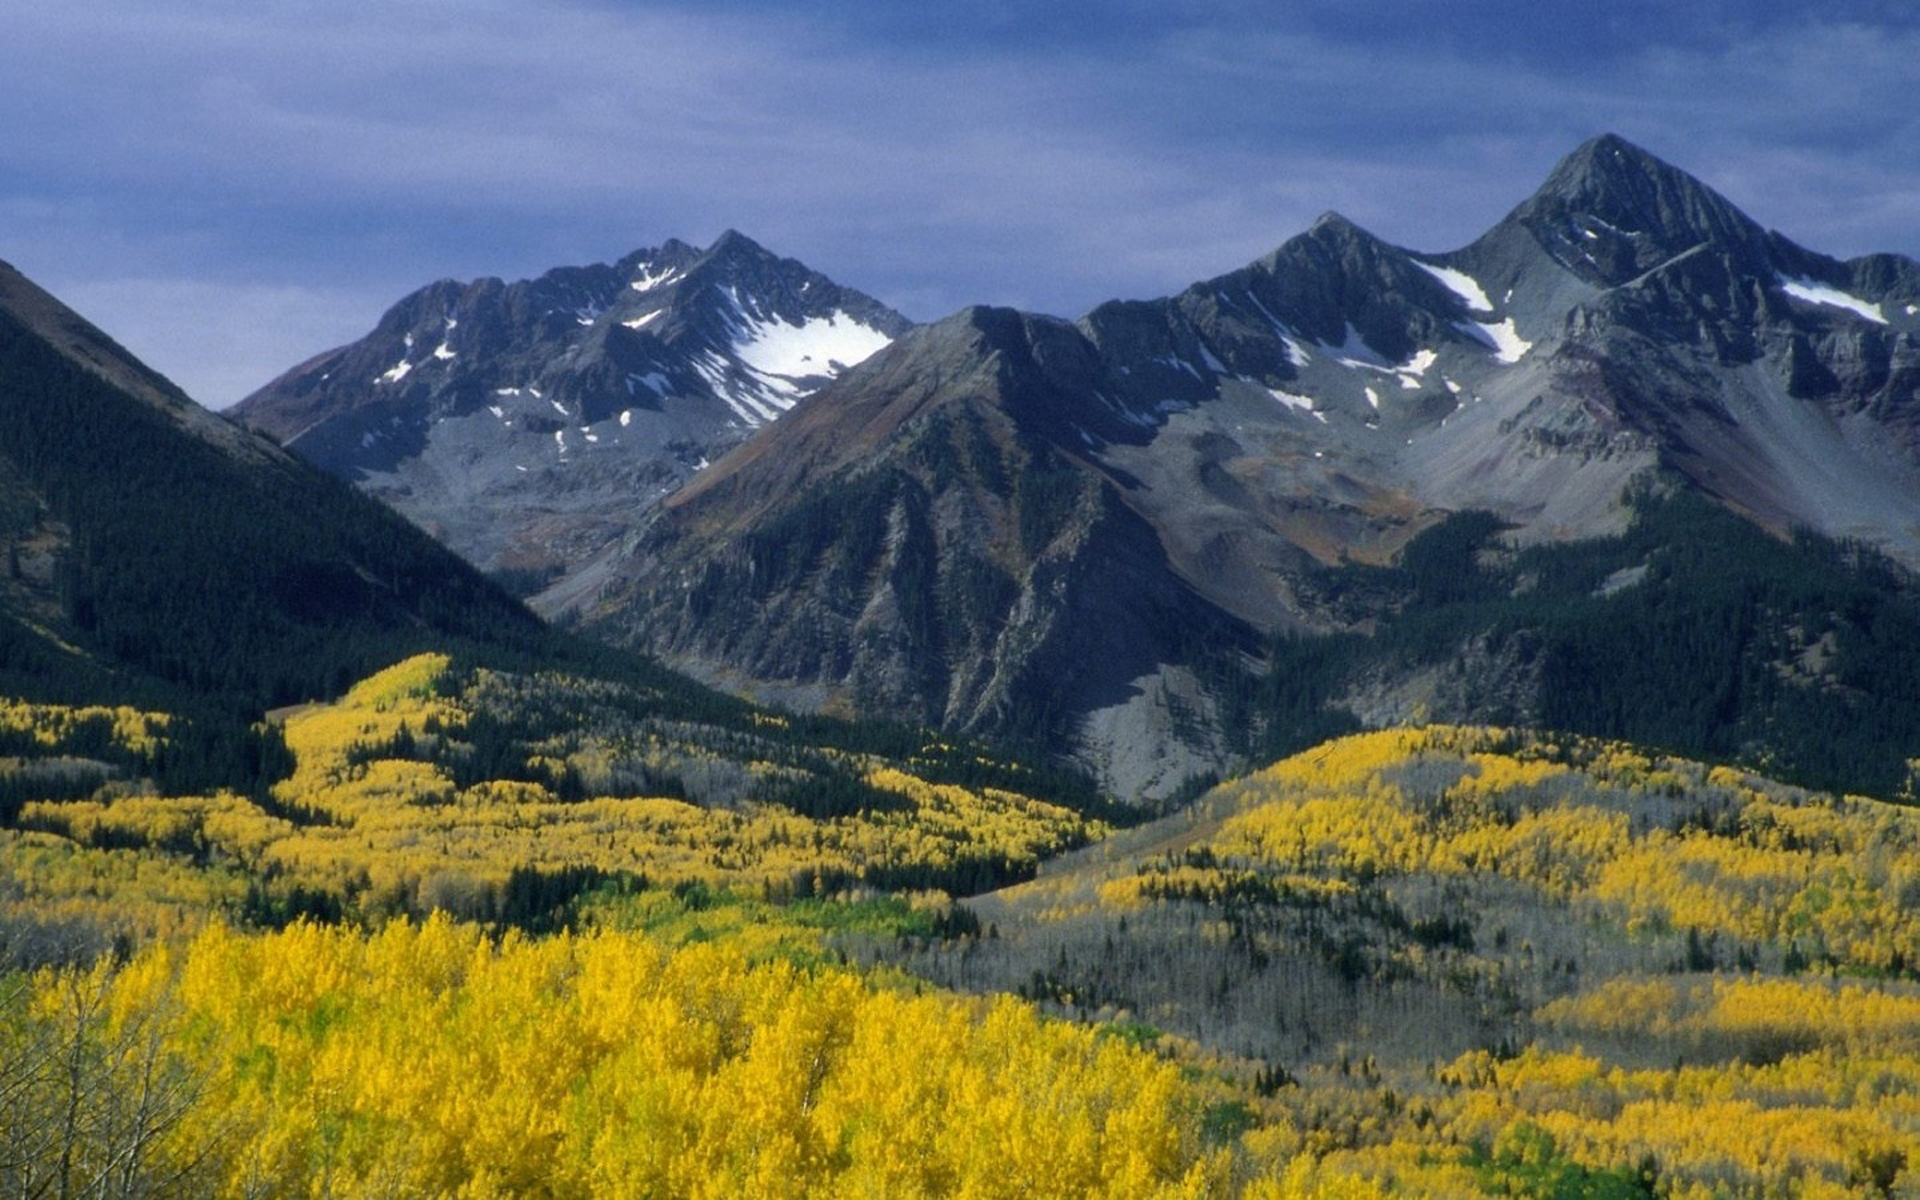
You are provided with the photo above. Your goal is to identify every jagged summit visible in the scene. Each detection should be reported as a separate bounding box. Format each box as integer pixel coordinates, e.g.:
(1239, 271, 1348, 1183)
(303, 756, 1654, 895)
(1503, 132, 1774, 285)
(704, 228, 768, 257)
(1305, 210, 1366, 235)
(551, 137, 1920, 800)
(232, 233, 912, 593)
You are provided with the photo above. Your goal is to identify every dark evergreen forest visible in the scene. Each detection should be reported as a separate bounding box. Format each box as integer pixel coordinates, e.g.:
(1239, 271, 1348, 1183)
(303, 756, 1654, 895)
(1237, 489, 1920, 800)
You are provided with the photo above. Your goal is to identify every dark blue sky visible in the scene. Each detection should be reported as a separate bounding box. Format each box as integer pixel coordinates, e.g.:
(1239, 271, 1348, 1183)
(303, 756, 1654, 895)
(4, 0, 1917, 407)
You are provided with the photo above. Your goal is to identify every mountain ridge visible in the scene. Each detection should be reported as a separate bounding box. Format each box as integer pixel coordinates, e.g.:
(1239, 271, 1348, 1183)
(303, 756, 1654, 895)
(233, 231, 911, 593)
(549, 135, 1920, 800)
(226, 134, 1920, 802)
(0, 259, 286, 470)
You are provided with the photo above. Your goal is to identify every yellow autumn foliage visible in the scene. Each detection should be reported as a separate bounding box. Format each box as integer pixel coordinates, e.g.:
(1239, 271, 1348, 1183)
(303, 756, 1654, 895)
(1148, 725, 1920, 973)
(1, 655, 1105, 932)
(0, 698, 170, 757)
(5, 916, 1232, 1198)
(10, 671, 1920, 1196)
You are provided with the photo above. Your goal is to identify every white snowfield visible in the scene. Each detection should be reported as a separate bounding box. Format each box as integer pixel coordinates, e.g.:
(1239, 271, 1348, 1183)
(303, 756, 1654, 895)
(1328, 322, 1389, 370)
(1778, 276, 1888, 325)
(627, 372, 670, 397)
(1416, 261, 1494, 313)
(1414, 261, 1531, 364)
(730, 307, 894, 384)
(1267, 387, 1315, 413)
(1462, 317, 1533, 365)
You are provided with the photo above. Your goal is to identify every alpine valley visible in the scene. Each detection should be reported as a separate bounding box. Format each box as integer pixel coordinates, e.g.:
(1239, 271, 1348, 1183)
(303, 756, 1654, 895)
(7, 136, 1920, 1196)
(243, 134, 1920, 804)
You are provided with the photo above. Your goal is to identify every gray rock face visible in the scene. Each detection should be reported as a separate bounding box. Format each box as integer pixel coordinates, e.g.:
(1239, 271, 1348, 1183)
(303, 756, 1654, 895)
(232, 232, 910, 591)
(581, 305, 1258, 797)
(557, 136, 1920, 800)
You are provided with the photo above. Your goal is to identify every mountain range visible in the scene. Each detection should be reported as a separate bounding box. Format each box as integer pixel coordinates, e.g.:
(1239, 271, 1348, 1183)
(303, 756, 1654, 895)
(237, 135, 1920, 801)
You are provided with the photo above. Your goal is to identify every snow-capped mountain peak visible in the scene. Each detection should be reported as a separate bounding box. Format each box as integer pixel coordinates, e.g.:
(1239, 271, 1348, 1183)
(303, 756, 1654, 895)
(231, 234, 911, 588)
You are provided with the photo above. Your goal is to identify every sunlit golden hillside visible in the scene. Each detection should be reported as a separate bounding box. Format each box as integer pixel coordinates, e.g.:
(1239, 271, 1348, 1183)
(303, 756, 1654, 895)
(5, 666, 1920, 1195)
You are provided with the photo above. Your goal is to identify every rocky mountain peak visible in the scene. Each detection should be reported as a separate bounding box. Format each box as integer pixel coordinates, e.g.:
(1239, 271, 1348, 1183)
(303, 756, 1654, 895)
(232, 234, 912, 593)
(1267, 211, 1393, 272)
(1232, 208, 1462, 364)
(1511, 133, 1772, 285)
(625, 230, 769, 299)
(1305, 210, 1365, 237)
(705, 227, 768, 258)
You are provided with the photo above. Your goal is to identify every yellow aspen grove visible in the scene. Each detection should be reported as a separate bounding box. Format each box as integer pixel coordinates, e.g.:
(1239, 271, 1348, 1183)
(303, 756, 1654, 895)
(14, 918, 1227, 1197)
(12, 650, 1920, 1196)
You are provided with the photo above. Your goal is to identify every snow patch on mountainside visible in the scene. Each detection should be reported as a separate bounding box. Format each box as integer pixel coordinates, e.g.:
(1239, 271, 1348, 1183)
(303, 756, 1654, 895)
(1416, 262, 1494, 313)
(692, 351, 781, 426)
(1267, 387, 1316, 414)
(1400, 348, 1438, 387)
(1415, 262, 1529, 362)
(730, 308, 894, 382)
(1459, 318, 1532, 364)
(628, 372, 670, 397)
(630, 264, 683, 293)
(1328, 324, 1389, 369)
(1237, 291, 1315, 367)
(1779, 276, 1887, 324)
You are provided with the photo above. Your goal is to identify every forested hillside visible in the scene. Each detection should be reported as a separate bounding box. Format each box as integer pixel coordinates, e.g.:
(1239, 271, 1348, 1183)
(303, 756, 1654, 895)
(0, 653, 1111, 960)
(910, 725, 1920, 1195)
(1231, 489, 1920, 801)
(0, 283, 559, 804)
(3, 656, 1919, 1195)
